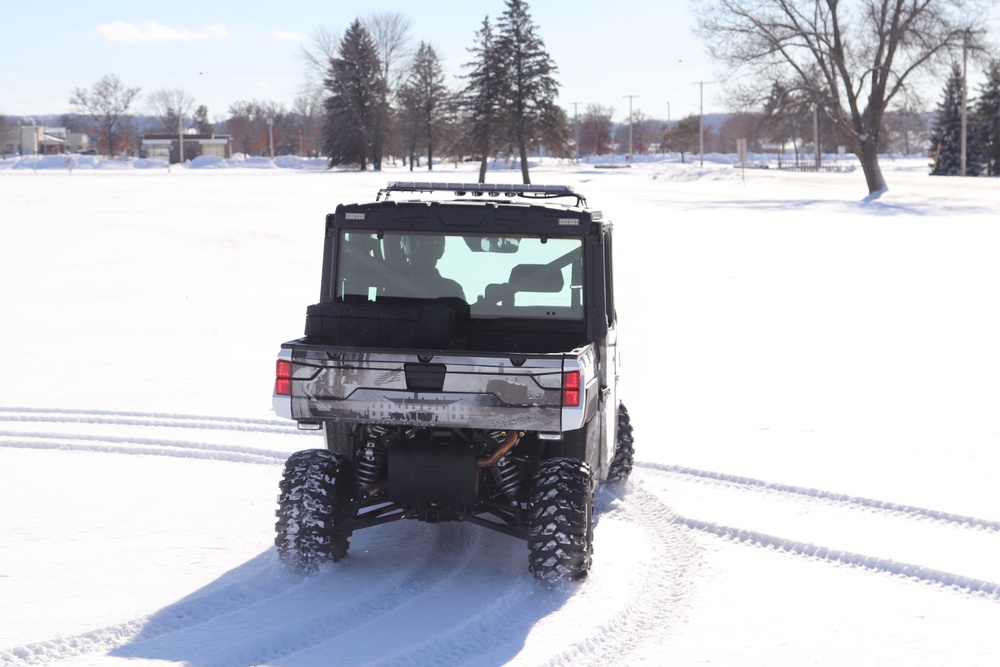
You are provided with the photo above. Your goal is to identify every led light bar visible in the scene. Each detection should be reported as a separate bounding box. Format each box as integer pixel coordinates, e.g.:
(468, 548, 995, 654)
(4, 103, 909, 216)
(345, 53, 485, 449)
(377, 181, 587, 207)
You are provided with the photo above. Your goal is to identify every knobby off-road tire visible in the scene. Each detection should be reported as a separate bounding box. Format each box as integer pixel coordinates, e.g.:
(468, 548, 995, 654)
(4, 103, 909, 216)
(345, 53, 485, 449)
(527, 457, 595, 585)
(606, 402, 635, 485)
(275, 449, 354, 572)
(323, 420, 355, 457)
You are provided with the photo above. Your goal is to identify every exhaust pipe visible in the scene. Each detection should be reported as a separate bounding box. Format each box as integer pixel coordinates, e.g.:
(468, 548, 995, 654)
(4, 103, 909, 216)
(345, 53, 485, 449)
(476, 431, 523, 468)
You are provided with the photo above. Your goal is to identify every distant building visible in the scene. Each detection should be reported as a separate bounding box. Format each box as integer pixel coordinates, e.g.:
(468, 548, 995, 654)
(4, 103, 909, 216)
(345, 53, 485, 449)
(0, 125, 92, 156)
(141, 133, 232, 163)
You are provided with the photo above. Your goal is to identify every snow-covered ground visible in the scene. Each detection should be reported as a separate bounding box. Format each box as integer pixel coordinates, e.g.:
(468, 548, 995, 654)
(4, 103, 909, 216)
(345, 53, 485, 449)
(1, 153, 998, 666)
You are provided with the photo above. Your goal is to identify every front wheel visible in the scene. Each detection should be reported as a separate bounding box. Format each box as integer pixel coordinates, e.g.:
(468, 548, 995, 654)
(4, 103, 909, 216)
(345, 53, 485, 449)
(606, 402, 635, 485)
(526, 457, 594, 584)
(275, 449, 354, 571)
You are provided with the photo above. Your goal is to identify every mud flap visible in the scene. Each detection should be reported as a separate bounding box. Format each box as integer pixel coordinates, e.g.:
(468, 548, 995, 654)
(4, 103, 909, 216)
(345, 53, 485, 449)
(388, 440, 478, 506)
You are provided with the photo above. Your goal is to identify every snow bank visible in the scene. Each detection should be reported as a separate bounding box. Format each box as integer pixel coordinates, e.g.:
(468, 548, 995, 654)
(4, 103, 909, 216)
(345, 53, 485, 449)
(0, 154, 168, 170)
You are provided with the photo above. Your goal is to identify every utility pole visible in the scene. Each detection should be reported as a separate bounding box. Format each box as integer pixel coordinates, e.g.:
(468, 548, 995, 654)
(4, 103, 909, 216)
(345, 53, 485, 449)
(178, 111, 184, 164)
(571, 102, 580, 162)
(623, 94, 637, 158)
(695, 82, 708, 166)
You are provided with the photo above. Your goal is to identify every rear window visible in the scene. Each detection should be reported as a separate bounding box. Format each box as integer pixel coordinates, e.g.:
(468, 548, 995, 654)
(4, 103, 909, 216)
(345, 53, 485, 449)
(336, 231, 584, 320)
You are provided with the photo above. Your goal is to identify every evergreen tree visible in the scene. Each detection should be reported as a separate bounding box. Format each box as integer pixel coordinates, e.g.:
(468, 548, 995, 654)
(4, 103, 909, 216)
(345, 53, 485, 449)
(401, 42, 451, 170)
(660, 115, 701, 163)
(396, 78, 423, 170)
(322, 21, 385, 169)
(461, 17, 505, 183)
(495, 0, 562, 184)
(193, 105, 214, 134)
(929, 63, 984, 176)
(974, 60, 1000, 176)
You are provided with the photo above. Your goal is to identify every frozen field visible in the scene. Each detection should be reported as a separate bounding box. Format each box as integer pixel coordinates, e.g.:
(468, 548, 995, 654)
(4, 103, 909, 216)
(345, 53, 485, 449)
(1, 154, 999, 666)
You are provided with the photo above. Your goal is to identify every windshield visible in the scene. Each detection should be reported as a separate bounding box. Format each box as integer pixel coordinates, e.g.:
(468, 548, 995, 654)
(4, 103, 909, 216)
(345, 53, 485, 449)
(335, 231, 584, 320)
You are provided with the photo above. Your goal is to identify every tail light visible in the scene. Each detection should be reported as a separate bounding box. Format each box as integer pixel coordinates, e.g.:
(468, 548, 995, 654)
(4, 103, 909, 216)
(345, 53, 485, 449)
(275, 359, 292, 396)
(562, 371, 581, 407)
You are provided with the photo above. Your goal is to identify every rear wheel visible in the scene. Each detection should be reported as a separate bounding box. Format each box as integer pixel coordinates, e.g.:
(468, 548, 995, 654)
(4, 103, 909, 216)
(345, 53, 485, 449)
(527, 457, 594, 584)
(606, 402, 634, 485)
(275, 449, 354, 571)
(323, 420, 355, 456)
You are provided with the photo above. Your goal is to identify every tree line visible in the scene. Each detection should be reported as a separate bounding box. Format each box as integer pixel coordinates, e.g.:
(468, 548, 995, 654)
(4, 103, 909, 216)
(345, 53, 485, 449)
(6, 0, 1000, 193)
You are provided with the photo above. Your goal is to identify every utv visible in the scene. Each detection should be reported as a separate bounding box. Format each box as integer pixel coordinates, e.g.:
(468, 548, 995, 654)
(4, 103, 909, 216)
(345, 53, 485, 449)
(272, 182, 633, 583)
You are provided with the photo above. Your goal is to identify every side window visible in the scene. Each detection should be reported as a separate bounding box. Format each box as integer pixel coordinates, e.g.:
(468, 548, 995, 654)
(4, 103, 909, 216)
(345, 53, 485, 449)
(336, 232, 383, 302)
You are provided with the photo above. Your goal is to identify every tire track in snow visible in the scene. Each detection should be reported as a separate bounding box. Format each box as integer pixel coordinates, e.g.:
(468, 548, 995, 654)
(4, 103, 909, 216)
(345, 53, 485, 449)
(277, 486, 702, 667)
(3, 526, 481, 666)
(0, 406, 310, 464)
(639, 461, 1000, 533)
(0, 406, 310, 435)
(536, 486, 702, 667)
(239, 525, 489, 667)
(638, 463, 1000, 600)
(1, 556, 297, 665)
(675, 515, 1000, 598)
(0, 408, 501, 666)
(0, 430, 288, 465)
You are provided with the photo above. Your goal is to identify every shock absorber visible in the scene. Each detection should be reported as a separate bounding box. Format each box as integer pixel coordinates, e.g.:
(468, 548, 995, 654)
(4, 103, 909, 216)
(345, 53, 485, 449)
(492, 453, 521, 505)
(356, 425, 389, 495)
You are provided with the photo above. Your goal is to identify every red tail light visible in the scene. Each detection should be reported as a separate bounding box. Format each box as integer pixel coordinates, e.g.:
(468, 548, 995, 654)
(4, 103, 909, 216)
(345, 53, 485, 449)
(275, 359, 292, 396)
(562, 370, 581, 407)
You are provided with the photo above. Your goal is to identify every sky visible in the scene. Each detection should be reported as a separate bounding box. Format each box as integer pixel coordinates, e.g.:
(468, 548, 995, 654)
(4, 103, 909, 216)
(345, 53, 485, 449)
(0, 0, 718, 125)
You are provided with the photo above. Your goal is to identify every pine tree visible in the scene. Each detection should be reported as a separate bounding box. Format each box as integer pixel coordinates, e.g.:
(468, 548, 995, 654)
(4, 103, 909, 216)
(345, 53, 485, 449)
(321, 21, 385, 169)
(461, 16, 505, 183)
(193, 105, 213, 134)
(495, 0, 562, 184)
(929, 63, 984, 176)
(974, 60, 1000, 176)
(401, 42, 451, 170)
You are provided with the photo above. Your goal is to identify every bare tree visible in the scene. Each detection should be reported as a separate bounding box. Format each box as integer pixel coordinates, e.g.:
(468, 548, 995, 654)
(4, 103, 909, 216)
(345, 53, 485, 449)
(695, 0, 992, 195)
(881, 104, 929, 154)
(299, 26, 343, 103)
(227, 100, 285, 156)
(146, 88, 195, 134)
(292, 94, 323, 156)
(578, 104, 615, 155)
(628, 109, 660, 155)
(0, 112, 11, 159)
(716, 112, 766, 154)
(365, 12, 414, 169)
(69, 74, 141, 157)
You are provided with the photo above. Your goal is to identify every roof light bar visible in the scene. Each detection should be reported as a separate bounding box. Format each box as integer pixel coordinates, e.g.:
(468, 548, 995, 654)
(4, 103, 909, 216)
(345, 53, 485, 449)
(377, 182, 586, 207)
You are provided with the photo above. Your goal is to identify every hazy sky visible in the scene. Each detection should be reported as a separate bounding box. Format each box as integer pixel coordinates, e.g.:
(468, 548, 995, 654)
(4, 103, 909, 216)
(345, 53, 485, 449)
(1, 0, 719, 124)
